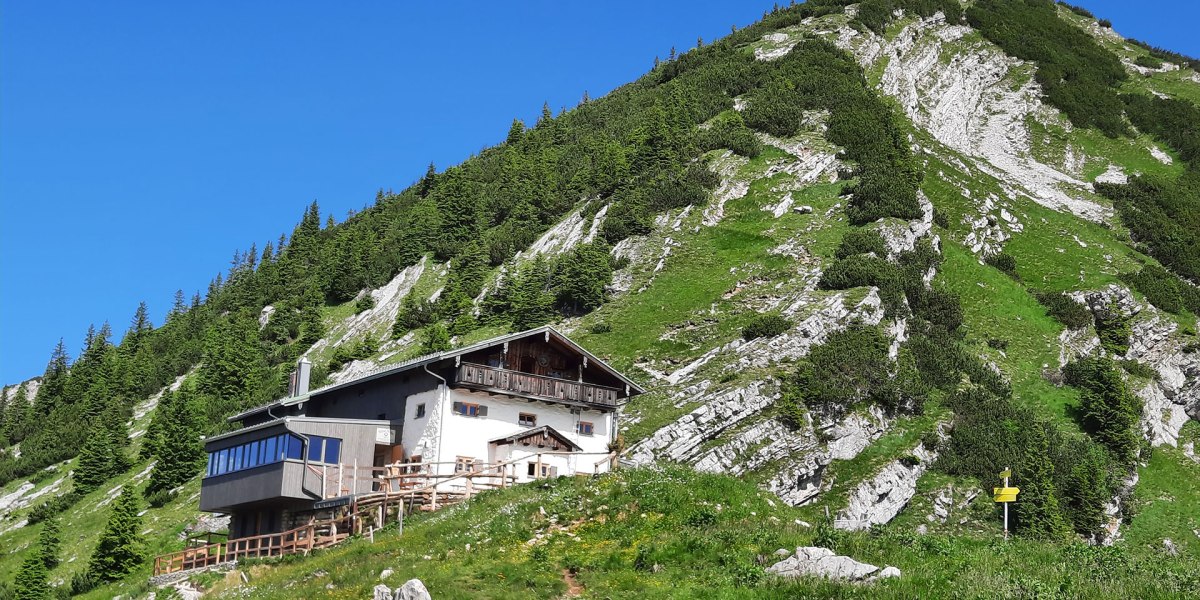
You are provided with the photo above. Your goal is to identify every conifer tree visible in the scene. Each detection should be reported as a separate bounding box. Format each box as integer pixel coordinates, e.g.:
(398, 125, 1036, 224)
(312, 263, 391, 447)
(38, 516, 61, 570)
(417, 162, 437, 197)
(197, 311, 269, 421)
(139, 388, 173, 461)
(554, 242, 612, 315)
(1063, 443, 1112, 536)
(74, 424, 118, 495)
(1068, 357, 1142, 467)
(1014, 423, 1071, 540)
(87, 487, 144, 582)
(0, 386, 8, 446)
(13, 549, 49, 600)
(145, 389, 204, 498)
(34, 339, 70, 416)
(510, 258, 558, 330)
(167, 290, 187, 323)
(422, 323, 452, 353)
(506, 118, 525, 145)
(2, 383, 32, 446)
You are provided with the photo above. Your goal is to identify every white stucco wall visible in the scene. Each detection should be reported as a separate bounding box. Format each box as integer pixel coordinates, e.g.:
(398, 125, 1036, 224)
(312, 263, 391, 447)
(399, 385, 614, 488)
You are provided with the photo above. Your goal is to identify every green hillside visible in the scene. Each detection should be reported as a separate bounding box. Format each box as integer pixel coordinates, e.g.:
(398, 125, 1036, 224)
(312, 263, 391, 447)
(2, 0, 1200, 598)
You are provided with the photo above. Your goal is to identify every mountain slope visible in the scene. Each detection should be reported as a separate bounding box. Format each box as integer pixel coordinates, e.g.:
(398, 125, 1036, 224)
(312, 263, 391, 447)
(2, 1, 1200, 597)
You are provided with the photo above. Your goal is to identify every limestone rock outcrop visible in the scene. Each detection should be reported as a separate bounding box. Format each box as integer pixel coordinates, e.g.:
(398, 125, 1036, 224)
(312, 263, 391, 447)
(767, 546, 900, 582)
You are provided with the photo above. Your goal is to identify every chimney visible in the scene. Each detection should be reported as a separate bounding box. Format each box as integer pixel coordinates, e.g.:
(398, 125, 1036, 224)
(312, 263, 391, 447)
(289, 357, 312, 397)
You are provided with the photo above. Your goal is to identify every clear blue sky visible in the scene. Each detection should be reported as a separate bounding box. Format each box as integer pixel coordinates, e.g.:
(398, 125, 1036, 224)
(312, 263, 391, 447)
(1, 1, 1196, 386)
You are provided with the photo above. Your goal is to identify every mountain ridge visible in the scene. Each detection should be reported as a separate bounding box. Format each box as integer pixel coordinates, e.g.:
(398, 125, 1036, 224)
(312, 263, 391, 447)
(2, 1, 1200, 597)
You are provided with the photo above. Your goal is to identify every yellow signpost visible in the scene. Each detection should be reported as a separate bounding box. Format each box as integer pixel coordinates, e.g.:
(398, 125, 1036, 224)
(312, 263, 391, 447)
(994, 468, 1020, 538)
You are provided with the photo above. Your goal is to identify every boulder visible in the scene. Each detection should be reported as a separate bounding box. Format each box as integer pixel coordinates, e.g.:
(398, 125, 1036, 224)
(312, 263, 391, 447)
(767, 546, 898, 582)
(373, 584, 393, 600)
(395, 579, 432, 600)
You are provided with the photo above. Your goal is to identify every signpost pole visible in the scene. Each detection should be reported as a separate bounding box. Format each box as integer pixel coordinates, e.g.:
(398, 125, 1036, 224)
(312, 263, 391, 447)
(994, 467, 1017, 539)
(1003, 466, 1009, 539)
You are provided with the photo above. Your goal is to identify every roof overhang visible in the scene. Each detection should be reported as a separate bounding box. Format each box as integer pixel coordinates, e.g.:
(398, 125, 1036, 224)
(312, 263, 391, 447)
(230, 326, 645, 423)
(488, 425, 584, 452)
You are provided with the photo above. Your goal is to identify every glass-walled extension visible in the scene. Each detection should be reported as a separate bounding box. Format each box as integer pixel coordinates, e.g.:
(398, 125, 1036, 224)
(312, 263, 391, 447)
(205, 433, 341, 478)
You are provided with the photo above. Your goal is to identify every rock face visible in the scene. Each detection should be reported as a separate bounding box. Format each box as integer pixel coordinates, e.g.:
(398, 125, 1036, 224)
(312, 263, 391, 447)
(837, 12, 1111, 223)
(627, 381, 780, 465)
(836, 439, 939, 531)
(396, 579, 432, 600)
(1070, 284, 1200, 447)
(372, 578, 431, 600)
(767, 546, 899, 582)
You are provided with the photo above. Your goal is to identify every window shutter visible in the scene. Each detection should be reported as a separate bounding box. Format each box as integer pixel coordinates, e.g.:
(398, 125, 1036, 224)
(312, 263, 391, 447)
(477, 405, 489, 418)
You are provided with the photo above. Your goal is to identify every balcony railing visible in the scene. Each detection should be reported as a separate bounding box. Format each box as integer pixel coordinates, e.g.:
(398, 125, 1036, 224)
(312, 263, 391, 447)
(455, 363, 622, 407)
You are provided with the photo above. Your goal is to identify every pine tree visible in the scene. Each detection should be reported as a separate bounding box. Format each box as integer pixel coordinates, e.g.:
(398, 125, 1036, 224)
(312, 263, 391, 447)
(1014, 423, 1071, 540)
(1063, 443, 1112, 536)
(38, 517, 61, 570)
(417, 162, 437, 197)
(87, 487, 144, 582)
(34, 339, 70, 416)
(1069, 357, 1142, 467)
(197, 311, 269, 421)
(0, 386, 8, 446)
(2, 382, 32, 445)
(553, 242, 612, 315)
(73, 424, 118, 495)
(506, 118, 525, 145)
(422, 323, 451, 353)
(145, 389, 204, 498)
(13, 549, 49, 600)
(510, 258, 558, 330)
(168, 290, 187, 323)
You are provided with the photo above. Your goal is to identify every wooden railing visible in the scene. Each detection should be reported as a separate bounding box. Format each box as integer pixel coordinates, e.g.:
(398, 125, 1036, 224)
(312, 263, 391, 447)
(153, 451, 619, 577)
(455, 362, 621, 406)
(152, 513, 351, 577)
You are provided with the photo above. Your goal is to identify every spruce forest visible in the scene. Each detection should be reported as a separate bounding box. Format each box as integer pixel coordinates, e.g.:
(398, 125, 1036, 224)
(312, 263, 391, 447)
(2, 0, 1200, 598)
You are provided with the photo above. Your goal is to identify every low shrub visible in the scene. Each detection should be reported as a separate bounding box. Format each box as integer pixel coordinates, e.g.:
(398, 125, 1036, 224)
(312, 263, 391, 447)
(1134, 55, 1163, 69)
(1034, 291, 1093, 330)
(985, 251, 1018, 277)
(742, 314, 792, 340)
(835, 229, 888, 259)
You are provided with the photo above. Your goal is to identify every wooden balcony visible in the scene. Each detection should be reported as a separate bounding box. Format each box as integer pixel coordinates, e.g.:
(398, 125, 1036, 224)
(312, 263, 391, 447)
(455, 363, 622, 407)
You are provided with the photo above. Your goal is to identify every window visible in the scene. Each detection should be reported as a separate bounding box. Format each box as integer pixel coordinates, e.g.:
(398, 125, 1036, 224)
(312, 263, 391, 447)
(323, 437, 341, 464)
(518, 413, 537, 427)
(527, 462, 551, 478)
(301, 435, 343, 464)
(455, 456, 475, 473)
(285, 435, 304, 460)
(207, 433, 298, 477)
(415, 403, 426, 419)
(452, 401, 487, 417)
(577, 421, 594, 436)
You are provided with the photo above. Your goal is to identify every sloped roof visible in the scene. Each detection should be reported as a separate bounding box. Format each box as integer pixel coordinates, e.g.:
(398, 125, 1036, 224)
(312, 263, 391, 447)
(488, 425, 583, 452)
(230, 326, 644, 422)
